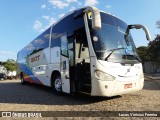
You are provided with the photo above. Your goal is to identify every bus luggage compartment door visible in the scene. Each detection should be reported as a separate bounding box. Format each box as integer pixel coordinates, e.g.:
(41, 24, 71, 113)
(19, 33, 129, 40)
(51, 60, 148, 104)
(61, 56, 70, 93)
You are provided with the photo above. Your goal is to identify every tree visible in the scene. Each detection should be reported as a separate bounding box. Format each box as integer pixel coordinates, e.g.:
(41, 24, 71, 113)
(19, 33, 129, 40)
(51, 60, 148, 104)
(156, 20, 160, 29)
(148, 34, 160, 62)
(3, 59, 16, 71)
(137, 46, 150, 63)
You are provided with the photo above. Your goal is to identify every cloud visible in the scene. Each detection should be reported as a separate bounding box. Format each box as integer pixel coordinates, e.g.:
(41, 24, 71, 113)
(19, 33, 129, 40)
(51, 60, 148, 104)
(49, 0, 69, 9)
(42, 15, 50, 20)
(66, 0, 77, 3)
(33, 20, 43, 31)
(0, 51, 15, 55)
(48, 0, 78, 9)
(59, 13, 65, 18)
(41, 4, 47, 9)
(0, 51, 16, 61)
(48, 17, 57, 26)
(33, 17, 57, 32)
(34, 39, 45, 45)
(41, 17, 57, 32)
(84, 0, 98, 6)
(34, 0, 83, 32)
(78, 2, 82, 5)
(105, 5, 111, 9)
(69, 6, 76, 11)
(25, 43, 35, 51)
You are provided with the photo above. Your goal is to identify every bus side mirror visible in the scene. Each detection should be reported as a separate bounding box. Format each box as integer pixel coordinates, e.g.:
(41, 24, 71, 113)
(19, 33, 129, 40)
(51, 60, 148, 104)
(84, 6, 101, 30)
(127, 24, 151, 41)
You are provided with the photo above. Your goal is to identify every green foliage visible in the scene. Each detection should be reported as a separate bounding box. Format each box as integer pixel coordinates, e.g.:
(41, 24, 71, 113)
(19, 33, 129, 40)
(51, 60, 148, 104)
(137, 34, 160, 63)
(156, 20, 160, 29)
(3, 59, 16, 71)
(148, 35, 160, 62)
(137, 46, 150, 63)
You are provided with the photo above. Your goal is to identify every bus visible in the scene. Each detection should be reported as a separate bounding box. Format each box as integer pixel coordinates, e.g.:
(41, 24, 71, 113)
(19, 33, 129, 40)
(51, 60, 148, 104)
(17, 6, 151, 97)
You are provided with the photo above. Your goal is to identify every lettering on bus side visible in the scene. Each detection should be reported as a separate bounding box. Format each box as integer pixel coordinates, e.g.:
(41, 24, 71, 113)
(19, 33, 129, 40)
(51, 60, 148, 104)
(31, 55, 40, 62)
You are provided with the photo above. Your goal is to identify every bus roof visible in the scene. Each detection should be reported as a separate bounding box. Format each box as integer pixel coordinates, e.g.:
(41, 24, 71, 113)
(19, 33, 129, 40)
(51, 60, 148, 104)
(18, 6, 124, 54)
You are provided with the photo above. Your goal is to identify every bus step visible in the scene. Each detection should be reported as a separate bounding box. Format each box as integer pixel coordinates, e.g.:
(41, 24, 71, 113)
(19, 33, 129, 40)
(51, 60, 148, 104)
(77, 91, 90, 95)
(84, 84, 91, 87)
(86, 72, 90, 74)
(83, 79, 91, 84)
(82, 84, 91, 93)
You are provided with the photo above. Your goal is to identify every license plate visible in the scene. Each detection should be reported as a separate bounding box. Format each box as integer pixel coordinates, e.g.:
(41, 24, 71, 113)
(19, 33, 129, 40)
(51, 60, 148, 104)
(124, 83, 132, 89)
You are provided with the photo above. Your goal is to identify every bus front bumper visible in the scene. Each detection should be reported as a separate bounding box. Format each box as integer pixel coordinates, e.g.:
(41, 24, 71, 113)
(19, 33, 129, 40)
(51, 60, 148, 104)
(91, 78, 144, 97)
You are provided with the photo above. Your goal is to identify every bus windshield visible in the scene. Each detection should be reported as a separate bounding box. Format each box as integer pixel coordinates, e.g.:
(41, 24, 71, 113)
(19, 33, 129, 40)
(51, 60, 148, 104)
(90, 12, 140, 63)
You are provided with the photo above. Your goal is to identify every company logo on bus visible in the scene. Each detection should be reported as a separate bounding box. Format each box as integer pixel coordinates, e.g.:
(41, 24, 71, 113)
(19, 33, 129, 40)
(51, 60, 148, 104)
(31, 55, 40, 62)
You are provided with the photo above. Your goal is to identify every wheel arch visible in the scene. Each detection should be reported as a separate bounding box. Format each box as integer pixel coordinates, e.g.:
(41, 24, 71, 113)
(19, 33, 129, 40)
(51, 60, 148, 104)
(51, 70, 61, 86)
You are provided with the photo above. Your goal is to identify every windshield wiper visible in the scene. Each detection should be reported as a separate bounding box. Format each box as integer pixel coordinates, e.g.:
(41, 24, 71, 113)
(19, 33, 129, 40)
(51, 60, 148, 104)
(127, 55, 142, 62)
(105, 47, 126, 61)
(124, 54, 142, 62)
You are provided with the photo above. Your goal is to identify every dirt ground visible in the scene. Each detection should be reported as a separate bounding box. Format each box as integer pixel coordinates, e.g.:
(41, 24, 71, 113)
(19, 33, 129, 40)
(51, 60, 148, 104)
(0, 77, 159, 119)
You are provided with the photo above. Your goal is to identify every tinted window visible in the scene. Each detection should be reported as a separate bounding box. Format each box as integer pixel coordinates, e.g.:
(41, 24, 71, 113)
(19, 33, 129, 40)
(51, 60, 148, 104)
(61, 35, 68, 56)
(25, 28, 50, 56)
(114, 17, 127, 30)
(90, 13, 139, 63)
(51, 32, 61, 47)
(100, 12, 115, 26)
(17, 50, 26, 62)
(68, 37, 74, 66)
(17, 28, 50, 61)
(33, 28, 50, 52)
(91, 23, 120, 59)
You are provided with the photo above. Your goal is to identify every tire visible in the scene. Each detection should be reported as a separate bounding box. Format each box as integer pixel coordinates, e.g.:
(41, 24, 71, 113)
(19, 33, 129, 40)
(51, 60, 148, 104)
(52, 75, 63, 95)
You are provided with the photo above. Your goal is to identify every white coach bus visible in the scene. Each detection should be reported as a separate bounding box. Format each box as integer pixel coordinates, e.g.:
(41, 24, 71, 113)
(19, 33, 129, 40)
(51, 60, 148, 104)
(17, 6, 151, 96)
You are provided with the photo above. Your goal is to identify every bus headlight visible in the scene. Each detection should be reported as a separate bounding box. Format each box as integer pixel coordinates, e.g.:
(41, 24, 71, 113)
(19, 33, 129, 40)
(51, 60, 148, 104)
(95, 70, 115, 81)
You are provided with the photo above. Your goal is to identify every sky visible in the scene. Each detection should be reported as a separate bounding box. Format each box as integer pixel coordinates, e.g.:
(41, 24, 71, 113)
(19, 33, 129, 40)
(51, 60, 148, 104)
(0, 0, 159, 61)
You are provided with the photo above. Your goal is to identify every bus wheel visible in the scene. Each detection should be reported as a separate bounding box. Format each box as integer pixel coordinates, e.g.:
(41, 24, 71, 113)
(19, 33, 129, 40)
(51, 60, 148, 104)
(52, 76, 62, 95)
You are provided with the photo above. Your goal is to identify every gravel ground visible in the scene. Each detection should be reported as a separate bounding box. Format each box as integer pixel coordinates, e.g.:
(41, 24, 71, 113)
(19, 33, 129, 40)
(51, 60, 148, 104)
(0, 77, 159, 120)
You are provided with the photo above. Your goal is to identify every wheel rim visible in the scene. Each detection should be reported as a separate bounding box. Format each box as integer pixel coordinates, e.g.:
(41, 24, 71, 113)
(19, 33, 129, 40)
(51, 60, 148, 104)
(54, 77, 62, 92)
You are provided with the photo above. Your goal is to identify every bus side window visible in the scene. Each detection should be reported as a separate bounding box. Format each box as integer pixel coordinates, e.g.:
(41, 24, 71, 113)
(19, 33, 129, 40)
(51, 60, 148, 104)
(61, 35, 68, 57)
(80, 42, 89, 59)
(75, 41, 80, 59)
(75, 28, 89, 60)
(68, 37, 74, 66)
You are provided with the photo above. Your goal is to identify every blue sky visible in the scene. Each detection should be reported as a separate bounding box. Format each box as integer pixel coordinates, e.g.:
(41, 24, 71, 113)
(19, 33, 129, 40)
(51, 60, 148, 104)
(0, 0, 159, 61)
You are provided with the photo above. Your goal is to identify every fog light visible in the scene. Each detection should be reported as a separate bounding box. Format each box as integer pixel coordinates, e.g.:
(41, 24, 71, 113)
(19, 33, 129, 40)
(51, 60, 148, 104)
(105, 85, 108, 89)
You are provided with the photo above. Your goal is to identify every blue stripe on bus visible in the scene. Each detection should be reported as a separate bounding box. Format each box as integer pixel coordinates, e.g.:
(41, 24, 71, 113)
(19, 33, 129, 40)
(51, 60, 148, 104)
(20, 63, 40, 84)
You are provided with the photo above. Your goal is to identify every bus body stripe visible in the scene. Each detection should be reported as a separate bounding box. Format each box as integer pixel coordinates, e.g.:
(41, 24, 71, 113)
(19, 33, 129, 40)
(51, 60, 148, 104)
(20, 63, 43, 85)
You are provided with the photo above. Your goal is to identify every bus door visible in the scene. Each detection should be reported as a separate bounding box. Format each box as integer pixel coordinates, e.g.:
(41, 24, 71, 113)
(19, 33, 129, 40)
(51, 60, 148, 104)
(60, 34, 70, 93)
(74, 28, 91, 93)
